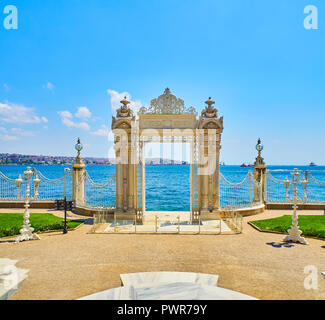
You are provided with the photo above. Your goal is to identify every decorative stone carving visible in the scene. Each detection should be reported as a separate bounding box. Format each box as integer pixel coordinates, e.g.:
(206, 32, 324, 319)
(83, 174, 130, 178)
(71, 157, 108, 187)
(112, 97, 135, 130)
(138, 88, 197, 115)
(117, 96, 134, 118)
(201, 97, 218, 118)
(198, 97, 223, 130)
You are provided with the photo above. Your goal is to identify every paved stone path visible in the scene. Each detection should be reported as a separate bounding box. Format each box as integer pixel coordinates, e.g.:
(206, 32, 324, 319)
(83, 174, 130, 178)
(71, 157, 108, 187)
(0, 209, 325, 300)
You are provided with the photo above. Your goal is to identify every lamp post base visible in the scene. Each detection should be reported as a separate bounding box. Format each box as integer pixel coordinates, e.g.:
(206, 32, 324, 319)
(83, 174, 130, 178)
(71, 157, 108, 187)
(283, 231, 308, 245)
(15, 219, 41, 243)
(15, 228, 41, 243)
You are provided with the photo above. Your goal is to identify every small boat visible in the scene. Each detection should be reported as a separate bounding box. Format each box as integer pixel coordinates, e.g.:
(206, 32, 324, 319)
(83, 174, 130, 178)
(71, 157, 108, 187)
(309, 162, 317, 167)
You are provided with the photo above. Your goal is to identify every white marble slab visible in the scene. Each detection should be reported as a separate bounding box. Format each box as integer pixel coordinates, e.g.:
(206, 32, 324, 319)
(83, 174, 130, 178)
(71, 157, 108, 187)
(135, 282, 258, 300)
(0, 258, 29, 300)
(0, 258, 18, 275)
(78, 282, 257, 300)
(120, 271, 219, 287)
(79, 285, 136, 300)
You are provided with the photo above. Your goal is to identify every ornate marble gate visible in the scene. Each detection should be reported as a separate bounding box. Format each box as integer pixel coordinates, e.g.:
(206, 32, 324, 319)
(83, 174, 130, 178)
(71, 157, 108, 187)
(112, 89, 223, 222)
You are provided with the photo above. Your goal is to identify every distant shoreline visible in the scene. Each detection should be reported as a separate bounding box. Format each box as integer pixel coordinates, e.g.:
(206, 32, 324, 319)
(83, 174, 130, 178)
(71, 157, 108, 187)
(0, 164, 323, 167)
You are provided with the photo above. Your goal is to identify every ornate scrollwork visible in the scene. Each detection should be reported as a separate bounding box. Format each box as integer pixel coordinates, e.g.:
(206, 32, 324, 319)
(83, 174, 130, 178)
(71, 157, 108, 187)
(138, 88, 197, 115)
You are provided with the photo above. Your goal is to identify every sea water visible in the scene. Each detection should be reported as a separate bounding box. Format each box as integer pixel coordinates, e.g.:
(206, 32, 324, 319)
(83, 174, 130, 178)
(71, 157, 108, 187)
(1, 165, 325, 211)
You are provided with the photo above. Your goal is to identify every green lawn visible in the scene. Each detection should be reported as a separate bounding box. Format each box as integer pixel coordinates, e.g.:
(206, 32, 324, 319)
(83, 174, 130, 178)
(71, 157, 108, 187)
(250, 215, 325, 239)
(0, 213, 83, 238)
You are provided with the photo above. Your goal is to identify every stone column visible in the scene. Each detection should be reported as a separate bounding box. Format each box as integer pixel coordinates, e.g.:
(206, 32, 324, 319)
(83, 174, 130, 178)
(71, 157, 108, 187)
(128, 132, 136, 213)
(111, 96, 136, 215)
(72, 138, 86, 206)
(114, 135, 123, 211)
(197, 97, 224, 215)
(253, 138, 266, 203)
(213, 144, 221, 210)
(200, 129, 209, 213)
(141, 141, 146, 212)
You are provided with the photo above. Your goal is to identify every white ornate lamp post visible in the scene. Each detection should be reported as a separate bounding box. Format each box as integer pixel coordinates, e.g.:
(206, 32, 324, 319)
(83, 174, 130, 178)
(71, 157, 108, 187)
(283, 168, 308, 245)
(16, 167, 41, 243)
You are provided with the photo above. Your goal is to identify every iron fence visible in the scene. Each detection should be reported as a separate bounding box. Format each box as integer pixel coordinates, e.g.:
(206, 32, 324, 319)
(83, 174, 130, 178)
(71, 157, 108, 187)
(219, 170, 262, 209)
(265, 170, 325, 204)
(76, 171, 116, 209)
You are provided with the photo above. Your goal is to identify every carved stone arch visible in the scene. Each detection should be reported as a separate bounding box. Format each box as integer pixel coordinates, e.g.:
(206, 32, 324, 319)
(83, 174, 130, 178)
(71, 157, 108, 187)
(112, 89, 224, 222)
(203, 121, 219, 129)
(118, 121, 131, 129)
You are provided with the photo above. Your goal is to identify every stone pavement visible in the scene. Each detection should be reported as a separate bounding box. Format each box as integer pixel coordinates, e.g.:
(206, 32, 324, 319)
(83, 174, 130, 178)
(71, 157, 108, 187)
(0, 209, 324, 300)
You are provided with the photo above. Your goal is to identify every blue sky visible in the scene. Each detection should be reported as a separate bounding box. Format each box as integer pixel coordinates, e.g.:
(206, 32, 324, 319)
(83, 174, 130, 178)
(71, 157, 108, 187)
(0, 0, 324, 164)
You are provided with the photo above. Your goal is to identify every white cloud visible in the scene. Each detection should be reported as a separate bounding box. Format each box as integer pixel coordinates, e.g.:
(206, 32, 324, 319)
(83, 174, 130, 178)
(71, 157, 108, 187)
(41, 116, 48, 123)
(44, 82, 55, 92)
(58, 110, 90, 131)
(0, 134, 19, 141)
(58, 111, 73, 119)
(10, 128, 35, 137)
(77, 122, 90, 131)
(107, 89, 143, 115)
(91, 125, 109, 137)
(0, 127, 35, 141)
(75, 106, 91, 120)
(0, 101, 48, 124)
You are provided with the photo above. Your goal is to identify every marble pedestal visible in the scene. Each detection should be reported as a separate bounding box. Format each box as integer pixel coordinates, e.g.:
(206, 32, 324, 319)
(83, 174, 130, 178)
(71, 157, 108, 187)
(0, 258, 29, 300)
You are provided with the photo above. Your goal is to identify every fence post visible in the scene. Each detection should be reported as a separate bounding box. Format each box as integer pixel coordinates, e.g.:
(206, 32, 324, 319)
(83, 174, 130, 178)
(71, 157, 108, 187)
(253, 138, 266, 204)
(72, 138, 86, 206)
